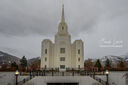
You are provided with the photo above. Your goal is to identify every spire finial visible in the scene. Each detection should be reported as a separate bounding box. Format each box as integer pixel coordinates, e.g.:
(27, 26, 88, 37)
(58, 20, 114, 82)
(62, 3, 64, 8)
(61, 3, 65, 22)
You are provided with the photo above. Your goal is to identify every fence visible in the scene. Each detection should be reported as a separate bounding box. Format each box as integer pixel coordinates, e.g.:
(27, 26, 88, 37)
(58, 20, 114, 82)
(17, 75, 34, 85)
(18, 70, 106, 85)
(90, 75, 106, 85)
(19, 70, 105, 76)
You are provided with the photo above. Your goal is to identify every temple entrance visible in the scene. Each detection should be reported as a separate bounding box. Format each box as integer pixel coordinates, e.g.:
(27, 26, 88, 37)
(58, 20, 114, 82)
(47, 83, 79, 85)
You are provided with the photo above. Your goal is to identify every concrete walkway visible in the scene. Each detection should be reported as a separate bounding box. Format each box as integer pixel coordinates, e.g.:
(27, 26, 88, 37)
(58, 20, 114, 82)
(23, 76, 102, 85)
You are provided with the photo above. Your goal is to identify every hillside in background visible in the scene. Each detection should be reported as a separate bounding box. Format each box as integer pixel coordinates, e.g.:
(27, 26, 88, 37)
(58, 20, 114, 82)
(0, 50, 127, 66)
(0, 51, 20, 64)
(27, 57, 41, 66)
(0, 50, 41, 66)
(100, 55, 128, 64)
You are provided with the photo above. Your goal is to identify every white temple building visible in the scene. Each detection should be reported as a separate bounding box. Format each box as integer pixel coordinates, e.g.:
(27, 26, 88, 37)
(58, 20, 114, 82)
(41, 5, 84, 71)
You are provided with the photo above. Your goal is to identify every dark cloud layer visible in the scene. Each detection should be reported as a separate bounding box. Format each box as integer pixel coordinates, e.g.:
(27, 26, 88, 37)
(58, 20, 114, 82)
(0, 0, 128, 59)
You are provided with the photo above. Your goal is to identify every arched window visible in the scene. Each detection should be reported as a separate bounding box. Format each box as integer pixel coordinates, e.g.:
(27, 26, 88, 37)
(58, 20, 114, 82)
(45, 65, 47, 69)
(78, 58, 80, 62)
(45, 49, 47, 54)
(78, 65, 80, 69)
(62, 27, 64, 30)
(45, 57, 47, 61)
(78, 49, 80, 54)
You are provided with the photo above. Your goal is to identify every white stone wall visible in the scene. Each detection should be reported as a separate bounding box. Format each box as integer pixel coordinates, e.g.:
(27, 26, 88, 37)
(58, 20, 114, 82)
(54, 33, 71, 71)
(71, 40, 84, 69)
(41, 39, 53, 69)
(40, 34, 84, 70)
(40, 5, 84, 71)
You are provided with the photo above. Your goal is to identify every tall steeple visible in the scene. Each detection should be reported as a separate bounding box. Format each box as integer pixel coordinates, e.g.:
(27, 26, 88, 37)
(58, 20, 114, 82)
(57, 3, 68, 35)
(61, 3, 65, 23)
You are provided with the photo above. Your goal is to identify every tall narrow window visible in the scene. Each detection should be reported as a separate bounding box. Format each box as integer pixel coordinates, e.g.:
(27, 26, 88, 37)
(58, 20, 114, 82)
(62, 27, 64, 30)
(78, 65, 80, 69)
(45, 57, 47, 61)
(45, 65, 47, 69)
(60, 48, 65, 53)
(78, 49, 80, 54)
(78, 58, 80, 62)
(45, 49, 47, 54)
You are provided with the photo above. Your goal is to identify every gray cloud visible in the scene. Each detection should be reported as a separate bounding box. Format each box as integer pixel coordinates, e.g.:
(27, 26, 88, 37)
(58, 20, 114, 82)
(0, 0, 128, 59)
(0, 0, 102, 36)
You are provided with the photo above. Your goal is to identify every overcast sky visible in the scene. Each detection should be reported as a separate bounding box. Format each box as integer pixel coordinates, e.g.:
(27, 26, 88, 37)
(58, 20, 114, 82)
(0, 0, 128, 59)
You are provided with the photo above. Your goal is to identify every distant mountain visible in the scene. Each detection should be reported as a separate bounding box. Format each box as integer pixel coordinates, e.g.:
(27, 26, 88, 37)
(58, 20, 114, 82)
(100, 55, 128, 65)
(27, 57, 41, 65)
(0, 51, 20, 64)
(0, 51, 41, 66)
(121, 53, 128, 62)
(84, 54, 128, 66)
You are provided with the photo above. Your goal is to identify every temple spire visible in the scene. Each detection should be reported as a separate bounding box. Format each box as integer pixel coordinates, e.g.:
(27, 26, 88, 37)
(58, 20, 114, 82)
(61, 3, 65, 22)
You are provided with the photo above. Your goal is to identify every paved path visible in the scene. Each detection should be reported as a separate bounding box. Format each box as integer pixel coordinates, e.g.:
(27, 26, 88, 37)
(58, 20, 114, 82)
(23, 76, 102, 85)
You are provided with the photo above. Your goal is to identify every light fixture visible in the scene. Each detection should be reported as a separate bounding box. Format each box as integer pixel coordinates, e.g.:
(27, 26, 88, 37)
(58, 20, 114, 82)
(15, 70, 19, 85)
(105, 70, 109, 75)
(15, 70, 19, 75)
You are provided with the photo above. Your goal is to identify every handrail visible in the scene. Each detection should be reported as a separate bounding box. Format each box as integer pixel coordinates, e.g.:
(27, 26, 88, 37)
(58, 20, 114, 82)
(18, 76, 35, 85)
(90, 76, 106, 85)
(18, 71, 106, 85)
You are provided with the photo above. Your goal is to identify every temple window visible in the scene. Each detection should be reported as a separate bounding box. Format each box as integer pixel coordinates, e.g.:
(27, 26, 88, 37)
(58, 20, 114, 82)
(60, 48, 65, 53)
(78, 49, 80, 54)
(45, 49, 47, 54)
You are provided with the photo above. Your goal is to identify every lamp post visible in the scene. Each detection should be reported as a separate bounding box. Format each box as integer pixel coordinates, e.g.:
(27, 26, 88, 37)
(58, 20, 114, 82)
(105, 70, 109, 85)
(72, 68, 74, 76)
(52, 68, 54, 76)
(15, 70, 19, 85)
(30, 70, 32, 79)
(44, 69, 45, 76)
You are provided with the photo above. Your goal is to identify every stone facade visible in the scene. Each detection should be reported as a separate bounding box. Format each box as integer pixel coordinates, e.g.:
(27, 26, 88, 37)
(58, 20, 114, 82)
(41, 5, 84, 71)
